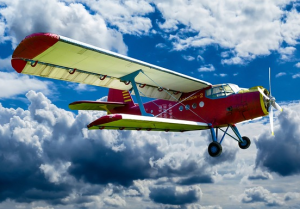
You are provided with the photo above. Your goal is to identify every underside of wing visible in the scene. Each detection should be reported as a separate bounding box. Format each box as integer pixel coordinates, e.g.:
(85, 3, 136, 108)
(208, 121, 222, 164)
(87, 114, 209, 132)
(11, 33, 211, 101)
(69, 101, 126, 112)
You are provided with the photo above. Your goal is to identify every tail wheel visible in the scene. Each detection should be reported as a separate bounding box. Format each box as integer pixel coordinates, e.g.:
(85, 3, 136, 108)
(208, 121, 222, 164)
(238, 136, 251, 149)
(208, 142, 222, 157)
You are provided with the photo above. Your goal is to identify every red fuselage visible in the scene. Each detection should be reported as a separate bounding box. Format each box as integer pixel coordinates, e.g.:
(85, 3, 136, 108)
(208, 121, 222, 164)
(110, 85, 269, 128)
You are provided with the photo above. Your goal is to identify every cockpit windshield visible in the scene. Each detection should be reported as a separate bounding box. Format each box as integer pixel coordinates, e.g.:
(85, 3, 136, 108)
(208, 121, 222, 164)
(205, 84, 236, 99)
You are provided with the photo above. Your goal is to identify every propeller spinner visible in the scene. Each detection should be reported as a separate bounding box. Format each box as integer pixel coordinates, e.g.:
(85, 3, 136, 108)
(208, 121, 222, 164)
(257, 68, 283, 135)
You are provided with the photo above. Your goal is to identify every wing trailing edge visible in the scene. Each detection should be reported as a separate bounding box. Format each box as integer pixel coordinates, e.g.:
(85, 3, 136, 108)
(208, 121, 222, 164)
(87, 114, 209, 132)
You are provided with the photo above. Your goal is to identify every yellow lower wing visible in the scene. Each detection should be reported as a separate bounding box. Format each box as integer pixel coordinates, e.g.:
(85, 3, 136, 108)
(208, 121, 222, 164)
(87, 114, 209, 132)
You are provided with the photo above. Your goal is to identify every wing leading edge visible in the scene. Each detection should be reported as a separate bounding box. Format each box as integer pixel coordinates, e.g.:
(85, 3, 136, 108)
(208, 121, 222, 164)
(11, 33, 211, 101)
(87, 114, 209, 132)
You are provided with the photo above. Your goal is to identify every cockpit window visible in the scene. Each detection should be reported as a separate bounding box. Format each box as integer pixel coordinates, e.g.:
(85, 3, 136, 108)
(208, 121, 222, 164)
(223, 85, 234, 96)
(206, 84, 235, 99)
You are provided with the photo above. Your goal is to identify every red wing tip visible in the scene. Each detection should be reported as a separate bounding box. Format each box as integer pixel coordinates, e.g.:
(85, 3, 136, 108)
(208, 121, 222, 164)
(24, 33, 60, 41)
(11, 58, 27, 73)
(12, 32, 60, 60)
(88, 114, 123, 128)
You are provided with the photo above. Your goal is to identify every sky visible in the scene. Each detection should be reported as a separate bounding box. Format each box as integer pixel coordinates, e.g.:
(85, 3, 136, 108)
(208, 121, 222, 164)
(0, 0, 300, 208)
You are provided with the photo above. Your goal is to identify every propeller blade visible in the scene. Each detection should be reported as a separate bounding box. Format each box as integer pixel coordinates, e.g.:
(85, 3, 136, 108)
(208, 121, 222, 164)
(272, 102, 283, 112)
(269, 106, 274, 136)
(269, 67, 272, 96)
(257, 87, 270, 100)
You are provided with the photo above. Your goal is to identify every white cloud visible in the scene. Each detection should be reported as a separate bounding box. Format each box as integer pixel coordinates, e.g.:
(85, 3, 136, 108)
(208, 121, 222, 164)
(0, 0, 127, 53)
(40, 161, 72, 184)
(222, 56, 245, 65)
(0, 90, 300, 208)
(0, 56, 11, 70)
(183, 55, 195, 61)
(155, 43, 167, 48)
(292, 73, 300, 78)
(158, 19, 179, 32)
(214, 73, 227, 77)
(67, 83, 96, 92)
(278, 46, 296, 60)
(103, 194, 126, 207)
(80, 0, 154, 35)
(0, 71, 50, 99)
(295, 62, 300, 68)
(198, 64, 215, 72)
(153, 0, 299, 64)
(275, 72, 286, 77)
(284, 192, 300, 201)
(281, 9, 300, 45)
(237, 186, 284, 207)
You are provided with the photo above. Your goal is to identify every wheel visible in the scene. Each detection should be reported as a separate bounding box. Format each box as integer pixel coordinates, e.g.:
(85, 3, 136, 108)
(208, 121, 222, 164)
(238, 136, 251, 149)
(208, 142, 222, 157)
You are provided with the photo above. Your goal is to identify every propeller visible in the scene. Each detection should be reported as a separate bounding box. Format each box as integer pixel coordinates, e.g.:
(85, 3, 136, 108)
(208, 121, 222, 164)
(257, 67, 283, 136)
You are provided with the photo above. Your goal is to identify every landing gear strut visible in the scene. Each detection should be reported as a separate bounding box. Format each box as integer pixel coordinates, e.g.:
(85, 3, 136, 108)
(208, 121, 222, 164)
(208, 124, 251, 157)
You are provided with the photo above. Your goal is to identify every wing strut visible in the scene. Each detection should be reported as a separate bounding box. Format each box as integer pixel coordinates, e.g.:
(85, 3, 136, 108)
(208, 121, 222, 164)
(120, 70, 153, 117)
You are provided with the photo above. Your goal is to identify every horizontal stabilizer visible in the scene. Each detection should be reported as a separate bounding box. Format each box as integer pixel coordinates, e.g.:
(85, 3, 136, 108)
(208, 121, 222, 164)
(87, 114, 209, 132)
(69, 101, 125, 111)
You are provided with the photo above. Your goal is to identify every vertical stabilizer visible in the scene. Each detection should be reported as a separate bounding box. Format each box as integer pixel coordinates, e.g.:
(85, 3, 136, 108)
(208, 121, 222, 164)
(108, 89, 135, 107)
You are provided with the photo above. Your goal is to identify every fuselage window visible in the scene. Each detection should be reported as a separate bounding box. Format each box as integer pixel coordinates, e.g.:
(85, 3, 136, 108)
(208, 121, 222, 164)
(185, 105, 190, 110)
(179, 106, 184, 111)
(192, 103, 197, 109)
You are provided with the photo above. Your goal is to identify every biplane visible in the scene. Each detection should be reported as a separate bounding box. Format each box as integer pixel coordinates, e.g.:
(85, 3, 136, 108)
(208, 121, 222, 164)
(11, 33, 282, 157)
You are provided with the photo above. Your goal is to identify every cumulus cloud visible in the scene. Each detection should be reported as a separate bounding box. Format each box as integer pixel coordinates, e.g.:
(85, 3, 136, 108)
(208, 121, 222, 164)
(0, 71, 50, 99)
(149, 185, 202, 205)
(198, 64, 215, 72)
(278, 46, 296, 60)
(81, 0, 154, 35)
(0, 0, 127, 53)
(177, 175, 214, 185)
(0, 90, 239, 208)
(238, 186, 284, 207)
(153, 0, 300, 64)
(247, 171, 273, 180)
(284, 192, 300, 201)
(255, 102, 300, 176)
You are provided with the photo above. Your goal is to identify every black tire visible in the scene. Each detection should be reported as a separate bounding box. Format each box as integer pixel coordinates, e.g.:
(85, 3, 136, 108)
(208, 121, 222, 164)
(208, 142, 222, 157)
(238, 136, 251, 149)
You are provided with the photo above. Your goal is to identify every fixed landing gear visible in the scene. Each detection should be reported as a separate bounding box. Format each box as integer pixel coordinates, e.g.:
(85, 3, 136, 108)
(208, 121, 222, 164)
(238, 136, 251, 149)
(207, 124, 251, 157)
(208, 142, 222, 157)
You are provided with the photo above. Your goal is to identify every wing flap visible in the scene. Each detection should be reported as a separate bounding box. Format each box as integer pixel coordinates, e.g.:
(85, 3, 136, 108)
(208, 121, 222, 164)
(87, 114, 209, 132)
(69, 101, 126, 111)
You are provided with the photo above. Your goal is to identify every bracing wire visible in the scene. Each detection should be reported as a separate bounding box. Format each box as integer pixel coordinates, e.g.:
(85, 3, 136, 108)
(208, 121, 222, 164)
(138, 90, 178, 119)
(141, 71, 208, 123)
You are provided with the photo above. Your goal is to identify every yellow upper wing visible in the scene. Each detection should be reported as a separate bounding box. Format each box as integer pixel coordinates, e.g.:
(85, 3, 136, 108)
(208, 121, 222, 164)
(12, 33, 211, 101)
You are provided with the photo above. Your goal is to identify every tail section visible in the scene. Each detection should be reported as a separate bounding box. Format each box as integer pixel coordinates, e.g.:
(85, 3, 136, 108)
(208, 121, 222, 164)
(108, 88, 135, 107)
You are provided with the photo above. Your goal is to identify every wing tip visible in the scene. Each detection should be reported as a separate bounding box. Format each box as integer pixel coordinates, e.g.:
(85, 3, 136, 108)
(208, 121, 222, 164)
(12, 33, 60, 60)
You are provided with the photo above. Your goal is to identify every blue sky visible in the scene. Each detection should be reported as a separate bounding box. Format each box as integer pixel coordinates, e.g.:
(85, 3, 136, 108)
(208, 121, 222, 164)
(0, 0, 300, 208)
